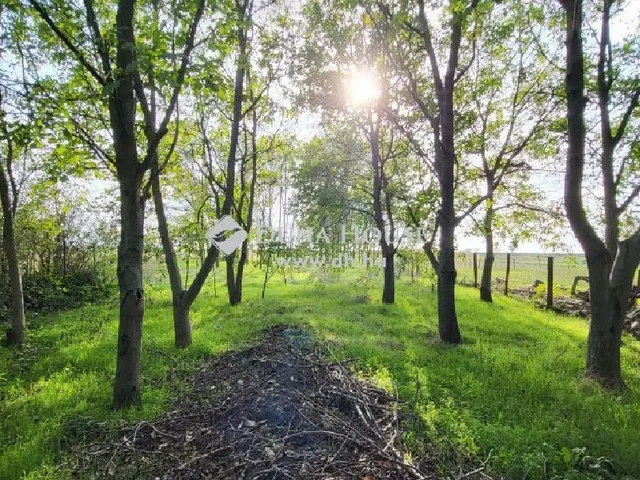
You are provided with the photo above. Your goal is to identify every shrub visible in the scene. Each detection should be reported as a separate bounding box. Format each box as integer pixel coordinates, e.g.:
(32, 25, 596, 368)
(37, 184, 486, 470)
(0, 267, 116, 323)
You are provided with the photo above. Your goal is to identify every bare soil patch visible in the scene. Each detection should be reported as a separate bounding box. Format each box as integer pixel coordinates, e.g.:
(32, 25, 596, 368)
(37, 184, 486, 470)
(70, 325, 435, 479)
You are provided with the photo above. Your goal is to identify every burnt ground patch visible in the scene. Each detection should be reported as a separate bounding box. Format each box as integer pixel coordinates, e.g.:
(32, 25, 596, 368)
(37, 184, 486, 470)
(69, 325, 442, 479)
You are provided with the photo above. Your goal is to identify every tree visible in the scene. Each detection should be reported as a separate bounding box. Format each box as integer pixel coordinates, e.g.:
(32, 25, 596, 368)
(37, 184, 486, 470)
(28, 0, 205, 407)
(301, 1, 409, 303)
(0, 6, 45, 345)
(382, 0, 485, 342)
(191, 0, 288, 306)
(141, 0, 240, 347)
(293, 133, 371, 235)
(0, 90, 26, 346)
(560, 0, 640, 388)
(457, 4, 560, 302)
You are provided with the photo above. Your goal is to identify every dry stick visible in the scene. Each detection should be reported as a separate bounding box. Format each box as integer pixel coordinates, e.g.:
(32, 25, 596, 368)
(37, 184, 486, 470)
(455, 466, 485, 479)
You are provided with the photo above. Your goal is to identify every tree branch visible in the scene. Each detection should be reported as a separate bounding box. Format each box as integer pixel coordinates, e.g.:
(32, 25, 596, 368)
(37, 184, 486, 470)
(28, 0, 105, 85)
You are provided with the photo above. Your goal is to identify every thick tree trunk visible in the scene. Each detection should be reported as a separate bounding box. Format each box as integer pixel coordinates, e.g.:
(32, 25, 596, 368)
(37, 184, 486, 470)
(584, 252, 618, 386)
(586, 238, 640, 388)
(112, 0, 144, 410)
(438, 218, 460, 343)
(437, 82, 461, 344)
(113, 178, 145, 409)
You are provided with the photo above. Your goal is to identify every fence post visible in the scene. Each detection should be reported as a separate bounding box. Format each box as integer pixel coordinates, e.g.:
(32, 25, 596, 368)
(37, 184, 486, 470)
(505, 253, 511, 296)
(473, 252, 478, 288)
(547, 256, 554, 308)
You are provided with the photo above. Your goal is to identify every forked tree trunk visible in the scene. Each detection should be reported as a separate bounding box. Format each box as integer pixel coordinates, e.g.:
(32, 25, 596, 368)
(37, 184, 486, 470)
(585, 240, 640, 387)
(561, 0, 640, 389)
(221, 1, 248, 306)
(231, 86, 259, 305)
(370, 129, 395, 305)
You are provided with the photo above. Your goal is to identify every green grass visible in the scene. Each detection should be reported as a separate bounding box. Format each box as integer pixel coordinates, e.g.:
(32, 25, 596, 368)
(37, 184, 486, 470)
(1, 266, 640, 479)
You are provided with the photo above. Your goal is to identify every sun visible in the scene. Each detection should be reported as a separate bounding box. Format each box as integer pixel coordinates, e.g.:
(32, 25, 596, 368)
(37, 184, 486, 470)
(347, 70, 380, 107)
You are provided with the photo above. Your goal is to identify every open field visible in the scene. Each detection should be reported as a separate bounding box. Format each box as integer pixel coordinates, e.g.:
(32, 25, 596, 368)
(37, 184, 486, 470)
(455, 253, 590, 289)
(2, 266, 640, 479)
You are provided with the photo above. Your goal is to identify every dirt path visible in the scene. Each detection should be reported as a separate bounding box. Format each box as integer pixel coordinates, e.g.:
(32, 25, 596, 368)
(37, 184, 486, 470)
(72, 325, 433, 479)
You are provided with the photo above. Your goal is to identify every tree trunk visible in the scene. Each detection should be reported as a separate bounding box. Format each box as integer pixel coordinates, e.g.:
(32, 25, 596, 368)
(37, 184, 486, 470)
(235, 243, 247, 303)
(370, 122, 395, 304)
(226, 255, 240, 305)
(0, 175, 25, 346)
(586, 238, 640, 388)
(231, 87, 259, 305)
(480, 201, 494, 303)
(438, 218, 460, 343)
(151, 158, 191, 348)
(112, 0, 144, 409)
(172, 295, 192, 349)
(437, 81, 461, 344)
(0, 125, 25, 346)
(382, 251, 395, 303)
(113, 177, 145, 409)
(220, 2, 248, 306)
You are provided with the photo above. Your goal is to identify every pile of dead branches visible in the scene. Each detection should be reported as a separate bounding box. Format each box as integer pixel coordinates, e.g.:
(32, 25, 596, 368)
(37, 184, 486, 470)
(70, 326, 455, 479)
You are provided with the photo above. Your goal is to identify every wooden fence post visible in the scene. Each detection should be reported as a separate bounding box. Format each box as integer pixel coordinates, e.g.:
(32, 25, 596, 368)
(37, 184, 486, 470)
(505, 253, 511, 295)
(547, 256, 554, 308)
(473, 252, 478, 288)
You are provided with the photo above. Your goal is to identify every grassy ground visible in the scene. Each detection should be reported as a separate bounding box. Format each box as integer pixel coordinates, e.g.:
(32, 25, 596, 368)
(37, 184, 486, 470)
(1, 265, 640, 479)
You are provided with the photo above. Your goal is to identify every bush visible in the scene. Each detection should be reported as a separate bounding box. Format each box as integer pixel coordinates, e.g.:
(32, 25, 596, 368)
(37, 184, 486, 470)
(0, 268, 116, 322)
